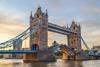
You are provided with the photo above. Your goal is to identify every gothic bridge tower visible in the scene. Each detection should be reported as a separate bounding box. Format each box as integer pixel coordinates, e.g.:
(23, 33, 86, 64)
(30, 6, 48, 51)
(68, 21, 81, 52)
(23, 7, 48, 62)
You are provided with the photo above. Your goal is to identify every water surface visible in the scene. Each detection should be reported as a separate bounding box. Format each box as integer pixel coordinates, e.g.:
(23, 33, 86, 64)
(0, 59, 99, 67)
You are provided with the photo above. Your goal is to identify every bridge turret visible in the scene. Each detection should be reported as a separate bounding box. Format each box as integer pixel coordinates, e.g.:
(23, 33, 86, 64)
(30, 11, 32, 18)
(78, 23, 81, 33)
(30, 6, 48, 51)
(68, 21, 81, 53)
(34, 6, 43, 18)
(45, 9, 48, 18)
(30, 11, 34, 21)
(24, 7, 49, 62)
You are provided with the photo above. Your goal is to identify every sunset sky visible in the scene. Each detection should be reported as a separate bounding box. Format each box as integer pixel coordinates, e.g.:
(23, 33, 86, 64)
(0, 0, 100, 49)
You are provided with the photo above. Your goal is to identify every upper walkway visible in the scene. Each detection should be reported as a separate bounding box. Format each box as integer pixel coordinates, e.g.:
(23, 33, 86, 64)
(48, 22, 74, 35)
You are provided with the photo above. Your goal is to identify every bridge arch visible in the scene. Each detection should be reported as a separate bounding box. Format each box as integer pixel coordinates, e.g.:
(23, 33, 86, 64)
(31, 44, 39, 51)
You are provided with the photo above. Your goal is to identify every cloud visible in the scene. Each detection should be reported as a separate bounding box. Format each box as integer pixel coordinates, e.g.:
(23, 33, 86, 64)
(49, 16, 70, 27)
(80, 20, 100, 49)
(0, 11, 28, 43)
(46, 0, 63, 8)
(79, 0, 100, 21)
(81, 20, 100, 35)
(81, 6, 100, 17)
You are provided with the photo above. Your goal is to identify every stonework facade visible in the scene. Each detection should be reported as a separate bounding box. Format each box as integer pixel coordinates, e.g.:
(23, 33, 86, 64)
(30, 6, 48, 51)
(68, 21, 81, 52)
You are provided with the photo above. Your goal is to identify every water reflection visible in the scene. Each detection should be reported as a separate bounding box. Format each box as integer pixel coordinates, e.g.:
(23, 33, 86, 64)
(29, 62, 48, 67)
(49, 60, 83, 67)
(0, 59, 99, 67)
(66, 61, 83, 67)
(13, 60, 83, 67)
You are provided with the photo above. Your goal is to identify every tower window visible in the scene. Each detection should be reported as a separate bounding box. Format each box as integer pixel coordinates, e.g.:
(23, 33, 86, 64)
(37, 14, 39, 18)
(73, 26, 75, 29)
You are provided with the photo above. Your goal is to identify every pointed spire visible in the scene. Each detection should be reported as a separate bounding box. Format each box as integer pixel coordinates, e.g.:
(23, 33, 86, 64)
(72, 20, 75, 24)
(30, 11, 32, 18)
(45, 9, 48, 17)
(38, 5, 41, 9)
(79, 23, 81, 28)
(70, 18, 76, 28)
(34, 6, 43, 18)
(36, 6, 42, 14)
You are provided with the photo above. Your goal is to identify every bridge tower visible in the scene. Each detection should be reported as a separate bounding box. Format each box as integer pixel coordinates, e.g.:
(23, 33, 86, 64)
(23, 6, 48, 62)
(68, 21, 81, 52)
(30, 6, 48, 51)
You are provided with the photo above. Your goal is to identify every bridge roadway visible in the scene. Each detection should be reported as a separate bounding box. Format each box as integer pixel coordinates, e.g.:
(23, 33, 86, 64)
(0, 50, 37, 54)
(48, 22, 75, 35)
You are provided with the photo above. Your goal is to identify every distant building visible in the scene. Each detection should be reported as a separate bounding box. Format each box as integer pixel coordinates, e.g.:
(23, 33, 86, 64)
(92, 46, 100, 50)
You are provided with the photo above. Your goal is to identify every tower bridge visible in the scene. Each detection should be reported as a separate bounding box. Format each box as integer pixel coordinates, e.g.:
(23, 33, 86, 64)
(0, 6, 99, 62)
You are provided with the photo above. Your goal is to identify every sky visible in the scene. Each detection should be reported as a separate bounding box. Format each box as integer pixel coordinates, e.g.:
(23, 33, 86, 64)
(0, 0, 100, 49)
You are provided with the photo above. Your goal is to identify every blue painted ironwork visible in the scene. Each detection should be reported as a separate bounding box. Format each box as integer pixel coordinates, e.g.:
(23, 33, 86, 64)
(0, 50, 37, 54)
(0, 26, 38, 49)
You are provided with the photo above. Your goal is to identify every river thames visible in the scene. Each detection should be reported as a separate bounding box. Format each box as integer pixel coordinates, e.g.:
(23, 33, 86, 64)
(0, 59, 99, 67)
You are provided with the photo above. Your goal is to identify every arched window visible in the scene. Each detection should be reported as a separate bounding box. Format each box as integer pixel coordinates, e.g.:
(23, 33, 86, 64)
(37, 14, 39, 18)
(73, 26, 75, 29)
(31, 44, 39, 51)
